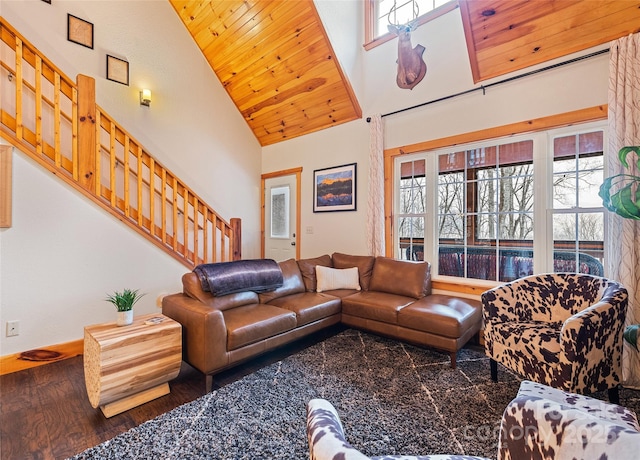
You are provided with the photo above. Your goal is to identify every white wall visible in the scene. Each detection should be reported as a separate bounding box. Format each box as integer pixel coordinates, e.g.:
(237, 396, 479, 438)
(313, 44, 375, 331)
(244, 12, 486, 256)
(0, 0, 262, 355)
(263, 0, 609, 259)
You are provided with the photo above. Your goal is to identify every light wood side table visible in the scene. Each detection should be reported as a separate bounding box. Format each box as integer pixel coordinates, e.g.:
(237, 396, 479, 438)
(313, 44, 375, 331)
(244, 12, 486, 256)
(84, 313, 182, 418)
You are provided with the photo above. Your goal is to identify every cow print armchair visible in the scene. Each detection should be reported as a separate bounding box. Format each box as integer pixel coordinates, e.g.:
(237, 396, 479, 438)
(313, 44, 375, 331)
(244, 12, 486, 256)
(482, 273, 628, 403)
(498, 380, 640, 459)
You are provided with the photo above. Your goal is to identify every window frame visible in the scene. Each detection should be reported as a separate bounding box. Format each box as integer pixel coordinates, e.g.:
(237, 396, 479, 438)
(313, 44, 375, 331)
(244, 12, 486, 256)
(364, 0, 458, 51)
(393, 120, 607, 282)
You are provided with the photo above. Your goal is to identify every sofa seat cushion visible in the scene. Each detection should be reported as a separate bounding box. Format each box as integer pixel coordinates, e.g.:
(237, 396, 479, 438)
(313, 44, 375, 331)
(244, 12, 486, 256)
(223, 304, 297, 350)
(342, 292, 416, 324)
(267, 292, 341, 326)
(398, 295, 482, 339)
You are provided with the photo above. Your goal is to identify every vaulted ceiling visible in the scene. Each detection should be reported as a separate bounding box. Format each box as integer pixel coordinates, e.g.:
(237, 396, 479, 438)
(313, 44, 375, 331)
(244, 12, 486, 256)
(459, 0, 640, 83)
(170, 0, 640, 146)
(169, 0, 361, 147)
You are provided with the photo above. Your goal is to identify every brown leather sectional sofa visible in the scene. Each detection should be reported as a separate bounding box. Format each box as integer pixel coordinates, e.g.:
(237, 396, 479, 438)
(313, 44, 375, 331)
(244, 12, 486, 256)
(162, 253, 482, 391)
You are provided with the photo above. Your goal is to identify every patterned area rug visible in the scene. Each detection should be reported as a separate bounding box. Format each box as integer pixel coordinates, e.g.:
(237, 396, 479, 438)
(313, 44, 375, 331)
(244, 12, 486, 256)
(69, 329, 640, 460)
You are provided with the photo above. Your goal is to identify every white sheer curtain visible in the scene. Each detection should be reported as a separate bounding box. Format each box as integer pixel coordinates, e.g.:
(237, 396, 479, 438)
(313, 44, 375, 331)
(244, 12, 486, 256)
(367, 115, 385, 257)
(607, 33, 640, 389)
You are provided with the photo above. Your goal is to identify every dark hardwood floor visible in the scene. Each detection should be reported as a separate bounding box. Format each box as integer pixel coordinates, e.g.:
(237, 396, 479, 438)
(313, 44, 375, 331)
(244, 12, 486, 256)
(0, 325, 346, 460)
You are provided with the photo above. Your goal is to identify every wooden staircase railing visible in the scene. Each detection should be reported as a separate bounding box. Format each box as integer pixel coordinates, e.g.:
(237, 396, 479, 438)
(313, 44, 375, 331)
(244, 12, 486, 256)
(0, 18, 241, 268)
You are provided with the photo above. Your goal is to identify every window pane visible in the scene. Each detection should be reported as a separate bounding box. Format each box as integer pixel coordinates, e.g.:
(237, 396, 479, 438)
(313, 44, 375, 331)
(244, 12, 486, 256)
(553, 172, 577, 208)
(438, 214, 463, 240)
(499, 213, 533, 240)
(438, 175, 463, 214)
(270, 186, 289, 238)
(552, 211, 604, 275)
(477, 179, 497, 213)
(399, 216, 425, 260)
(578, 169, 604, 207)
(553, 158, 575, 174)
(476, 213, 496, 240)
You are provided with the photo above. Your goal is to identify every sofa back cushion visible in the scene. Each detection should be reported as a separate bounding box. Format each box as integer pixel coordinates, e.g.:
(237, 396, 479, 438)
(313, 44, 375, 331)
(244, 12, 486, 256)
(182, 272, 259, 310)
(258, 258, 306, 303)
(297, 254, 332, 291)
(369, 257, 431, 299)
(332, 253, 375, 291)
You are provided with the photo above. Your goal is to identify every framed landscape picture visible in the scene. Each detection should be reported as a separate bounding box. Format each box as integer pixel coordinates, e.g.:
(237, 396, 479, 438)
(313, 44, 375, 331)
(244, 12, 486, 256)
(313, 163, 357, 212)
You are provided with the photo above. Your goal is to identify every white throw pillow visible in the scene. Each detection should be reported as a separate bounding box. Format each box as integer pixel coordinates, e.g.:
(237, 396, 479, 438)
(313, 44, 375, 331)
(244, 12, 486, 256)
(315, 266, 361, 292)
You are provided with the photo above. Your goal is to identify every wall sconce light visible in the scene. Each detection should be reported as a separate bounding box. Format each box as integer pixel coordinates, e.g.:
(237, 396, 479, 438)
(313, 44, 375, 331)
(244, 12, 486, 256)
(140, 89, 151, 107)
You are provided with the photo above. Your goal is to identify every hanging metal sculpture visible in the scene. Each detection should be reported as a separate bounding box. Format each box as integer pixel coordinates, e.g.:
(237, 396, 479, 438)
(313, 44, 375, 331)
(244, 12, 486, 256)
(387, 0, 426, 90)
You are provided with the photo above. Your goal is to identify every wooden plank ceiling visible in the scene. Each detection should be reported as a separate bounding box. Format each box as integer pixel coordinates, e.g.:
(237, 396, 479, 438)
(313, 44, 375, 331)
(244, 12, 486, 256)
(459, 0, 640, 83)
(169, 0, 361, 146)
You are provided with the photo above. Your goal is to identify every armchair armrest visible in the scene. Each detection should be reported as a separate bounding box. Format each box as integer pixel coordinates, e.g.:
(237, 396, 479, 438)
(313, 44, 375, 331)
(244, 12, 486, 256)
(162, 293, 229, 375)
(559, 298, 627, 392)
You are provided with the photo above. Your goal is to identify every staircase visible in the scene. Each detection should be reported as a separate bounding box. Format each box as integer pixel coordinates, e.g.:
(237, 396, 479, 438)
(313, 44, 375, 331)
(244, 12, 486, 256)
(0, 19, 240, 268)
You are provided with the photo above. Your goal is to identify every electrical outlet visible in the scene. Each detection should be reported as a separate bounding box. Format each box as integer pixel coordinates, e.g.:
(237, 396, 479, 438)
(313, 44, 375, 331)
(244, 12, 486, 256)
(6, 320, 19, 337)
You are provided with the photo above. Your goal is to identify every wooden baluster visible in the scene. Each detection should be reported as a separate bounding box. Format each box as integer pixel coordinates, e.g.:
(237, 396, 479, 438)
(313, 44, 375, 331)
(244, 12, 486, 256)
(161, 168, 167, 245)
(211, 213, 218, 262)
(35, 55, 42, 155)
(149, 157, 155, 238)
(109, 123, 116, 207)
(172, 175, 178, 252)
(220, 220, 225, 262)
(203, 207, 209, 264)
(183, 187, 189, 259)
(123, 137, 130, 217)
(54, 72, 61, 168)
(15, 37, 23, 141)
(137, 146, 143, 227)
(192, 195, 199, 265)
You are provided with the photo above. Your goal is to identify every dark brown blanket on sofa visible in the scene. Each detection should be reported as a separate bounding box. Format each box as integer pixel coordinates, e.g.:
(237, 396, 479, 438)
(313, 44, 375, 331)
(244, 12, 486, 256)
(193, 259, 283, 297)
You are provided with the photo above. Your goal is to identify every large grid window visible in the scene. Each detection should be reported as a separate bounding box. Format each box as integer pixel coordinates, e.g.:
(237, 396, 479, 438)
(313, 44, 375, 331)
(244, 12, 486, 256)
(395, 122, 606, 282)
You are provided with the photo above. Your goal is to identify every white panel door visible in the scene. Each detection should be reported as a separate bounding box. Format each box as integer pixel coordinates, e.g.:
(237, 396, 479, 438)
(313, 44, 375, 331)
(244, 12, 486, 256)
(264, 174, 297, 261)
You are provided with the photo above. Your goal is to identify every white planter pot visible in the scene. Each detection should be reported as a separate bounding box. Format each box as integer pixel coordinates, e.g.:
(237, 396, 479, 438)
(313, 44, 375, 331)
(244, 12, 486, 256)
(116, 310, 134, 326)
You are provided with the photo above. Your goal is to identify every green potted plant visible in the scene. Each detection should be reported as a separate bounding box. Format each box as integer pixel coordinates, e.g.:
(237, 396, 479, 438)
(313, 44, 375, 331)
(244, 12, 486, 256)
(599, 146, 640, 220)
(105, 288, 145, 326)
(599, 145, 640, 351)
